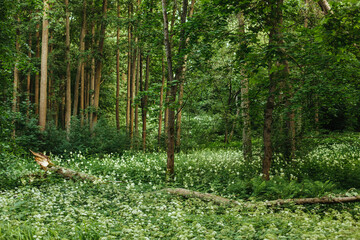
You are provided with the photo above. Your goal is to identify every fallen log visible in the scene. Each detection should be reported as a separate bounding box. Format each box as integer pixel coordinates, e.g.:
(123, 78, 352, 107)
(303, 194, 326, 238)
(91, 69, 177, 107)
(163, 188, 241, 206)
(30, 151, 360, 206)
(30, 150, 98, 182)
(266, 195, 360, 206)
(163, 188, 360, 206)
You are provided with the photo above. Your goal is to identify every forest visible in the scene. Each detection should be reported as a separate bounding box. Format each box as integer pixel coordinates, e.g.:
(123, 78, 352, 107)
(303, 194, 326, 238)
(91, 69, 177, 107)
(1, 0, 360, 238)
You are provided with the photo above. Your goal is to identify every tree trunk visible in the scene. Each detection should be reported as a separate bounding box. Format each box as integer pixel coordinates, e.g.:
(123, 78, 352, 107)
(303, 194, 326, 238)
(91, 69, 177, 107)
(92, 0, 107, 127)
(175, 0, 195, 151)
(262, 0, 284, 180)
(135, 53, 140, 140)
(39, 0, 49, 131)
(126, 3, 132, 134)
(116, 0, 120, 131)
(65, 0, 71, 134)
(318, 0, 331, 14)
(158, 56, 165, 148)
(130, 20, 137, 148)
(12, 16, 20, 137)
(142, 55, 150, 151)
(80, 0, 87, 126)
(238, 12, 252, 161)
(26, 30, 32, 119)
(89, 17, 95, 131)
(162, 0, 176, 178)
(35, 24, 40, 115)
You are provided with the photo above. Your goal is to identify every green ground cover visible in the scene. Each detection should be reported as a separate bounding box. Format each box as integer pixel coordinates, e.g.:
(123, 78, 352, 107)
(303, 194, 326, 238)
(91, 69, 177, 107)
(1, 143, 360, 239)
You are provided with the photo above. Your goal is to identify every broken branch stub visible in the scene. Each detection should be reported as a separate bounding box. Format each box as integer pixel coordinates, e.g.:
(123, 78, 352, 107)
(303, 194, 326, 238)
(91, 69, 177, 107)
(30, 150, 98, 182)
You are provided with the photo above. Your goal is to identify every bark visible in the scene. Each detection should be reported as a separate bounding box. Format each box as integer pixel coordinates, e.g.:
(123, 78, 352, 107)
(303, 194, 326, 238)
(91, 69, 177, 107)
(30, 150, 98, 182)
(262, 0, 284, 180)
(116, 0, 120, 130)
(238, 13, 252, 161)
(158, 56, 165, 148)
(135, 53, 140, 139)
(73, 0, 87, 120)
(163, 188, 360, 206)
(65, 0, 71, 134)
(89, 18, 95, 131)
(26, 30, 32, 119)
(92, 0, 107, 126)
(162, 0, 176, 178)
(130, 25, 137, 148)
(142, 55, 150, 151)
(163, 188, 241, 206)
(39, 0, 49, 131)
(175, 0, 195, 151)
(12, 16, 20, 137)
(126, 3, 132, 134)
(35, 24, 40, 115)
(318, 0, 331, 14)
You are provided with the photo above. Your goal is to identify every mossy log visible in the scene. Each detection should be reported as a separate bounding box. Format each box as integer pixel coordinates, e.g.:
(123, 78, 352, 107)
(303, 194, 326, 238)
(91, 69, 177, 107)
(163, 188, 360, 206)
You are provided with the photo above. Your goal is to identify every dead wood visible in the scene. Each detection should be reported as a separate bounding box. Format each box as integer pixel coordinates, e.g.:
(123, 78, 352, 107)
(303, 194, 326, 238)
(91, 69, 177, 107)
(163, 188, 241, 206)
(30, 150, 98, 182)
(163, 188, 360, 206)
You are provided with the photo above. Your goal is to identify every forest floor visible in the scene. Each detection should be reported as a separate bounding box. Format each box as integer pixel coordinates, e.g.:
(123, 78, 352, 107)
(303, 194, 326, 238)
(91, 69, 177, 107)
(1, 143, 360, 239)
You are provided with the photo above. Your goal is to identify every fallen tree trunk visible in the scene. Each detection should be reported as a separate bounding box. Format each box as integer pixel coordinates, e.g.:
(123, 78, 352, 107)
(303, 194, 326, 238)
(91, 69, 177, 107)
(163, 188, 360, 206)
(30, 151, 360, 206)
(266, 196, 360, 206)
(163, 188, 241, 206)
(30, 150, 98, 182)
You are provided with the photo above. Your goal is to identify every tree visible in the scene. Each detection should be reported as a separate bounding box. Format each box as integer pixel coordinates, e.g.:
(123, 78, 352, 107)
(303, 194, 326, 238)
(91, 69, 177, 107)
(65, 0, 71, 134)
(39, 0, 49, 131)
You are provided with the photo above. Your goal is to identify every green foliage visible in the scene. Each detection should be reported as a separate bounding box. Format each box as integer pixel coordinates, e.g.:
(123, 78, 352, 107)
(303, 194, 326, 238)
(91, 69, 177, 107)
(2, 143, 360, 239)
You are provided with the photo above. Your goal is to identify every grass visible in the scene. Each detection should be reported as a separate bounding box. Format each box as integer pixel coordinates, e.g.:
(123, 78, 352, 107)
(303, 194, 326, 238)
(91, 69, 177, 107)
(1, 141, 360, 239)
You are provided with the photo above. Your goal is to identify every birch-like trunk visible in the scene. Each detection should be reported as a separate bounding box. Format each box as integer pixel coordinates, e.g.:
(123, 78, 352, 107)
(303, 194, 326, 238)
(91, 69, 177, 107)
(39, 0, 49, 131)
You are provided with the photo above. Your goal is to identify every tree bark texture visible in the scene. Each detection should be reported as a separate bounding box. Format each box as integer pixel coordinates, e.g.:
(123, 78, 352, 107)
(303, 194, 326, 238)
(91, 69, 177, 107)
(92, 0, 107, 127)
(39, 0, 49, 131)
(89, 17, 95, 131)
(262, 0, 284, 180)
(162, 0, 176, 177)
(238, 12, 252, 161)
(116, 0, 121, 130)
(65, 0, 71, 134)
(26, 30, 32, 118)
(175, 0, 195, 151)
(142, 55, 150, 151)
(318, 0, 331, 14)
(35, 24, 40, 115)
(158, 56, 166, 148)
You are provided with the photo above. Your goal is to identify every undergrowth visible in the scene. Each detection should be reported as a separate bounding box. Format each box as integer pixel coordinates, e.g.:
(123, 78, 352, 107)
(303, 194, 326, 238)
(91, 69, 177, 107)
(1, 140, 360, 239)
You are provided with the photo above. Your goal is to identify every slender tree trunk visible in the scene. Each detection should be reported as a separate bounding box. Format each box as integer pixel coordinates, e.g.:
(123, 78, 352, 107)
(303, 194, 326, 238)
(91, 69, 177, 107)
(175, 0, 195, 151)
(92, 0, 107, 127)
(39, 0, 49, 131)
(126, 3, 132, 134)
(116, 0, 120, 130)
(130, 18, 137, 148)
(80, 0, 87, 125)
(65, 0, 71, 134)
(238, 12, 252, 161)
(135, 53, 140, 139)
(142, 55, 150, 151)
(27, 30, 32, 119)
(35, 24, 40, 115)
(158, 56, 165, 148)
(89, 17, 95, 131)
(12, 16, 20, 137)
(162, 0, 176, 178)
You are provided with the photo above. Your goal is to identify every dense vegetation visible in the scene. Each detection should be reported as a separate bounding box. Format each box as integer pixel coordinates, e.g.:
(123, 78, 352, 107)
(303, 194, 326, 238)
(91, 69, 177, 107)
(2, 138, 360, 239)
(2, 0, 360, 238)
